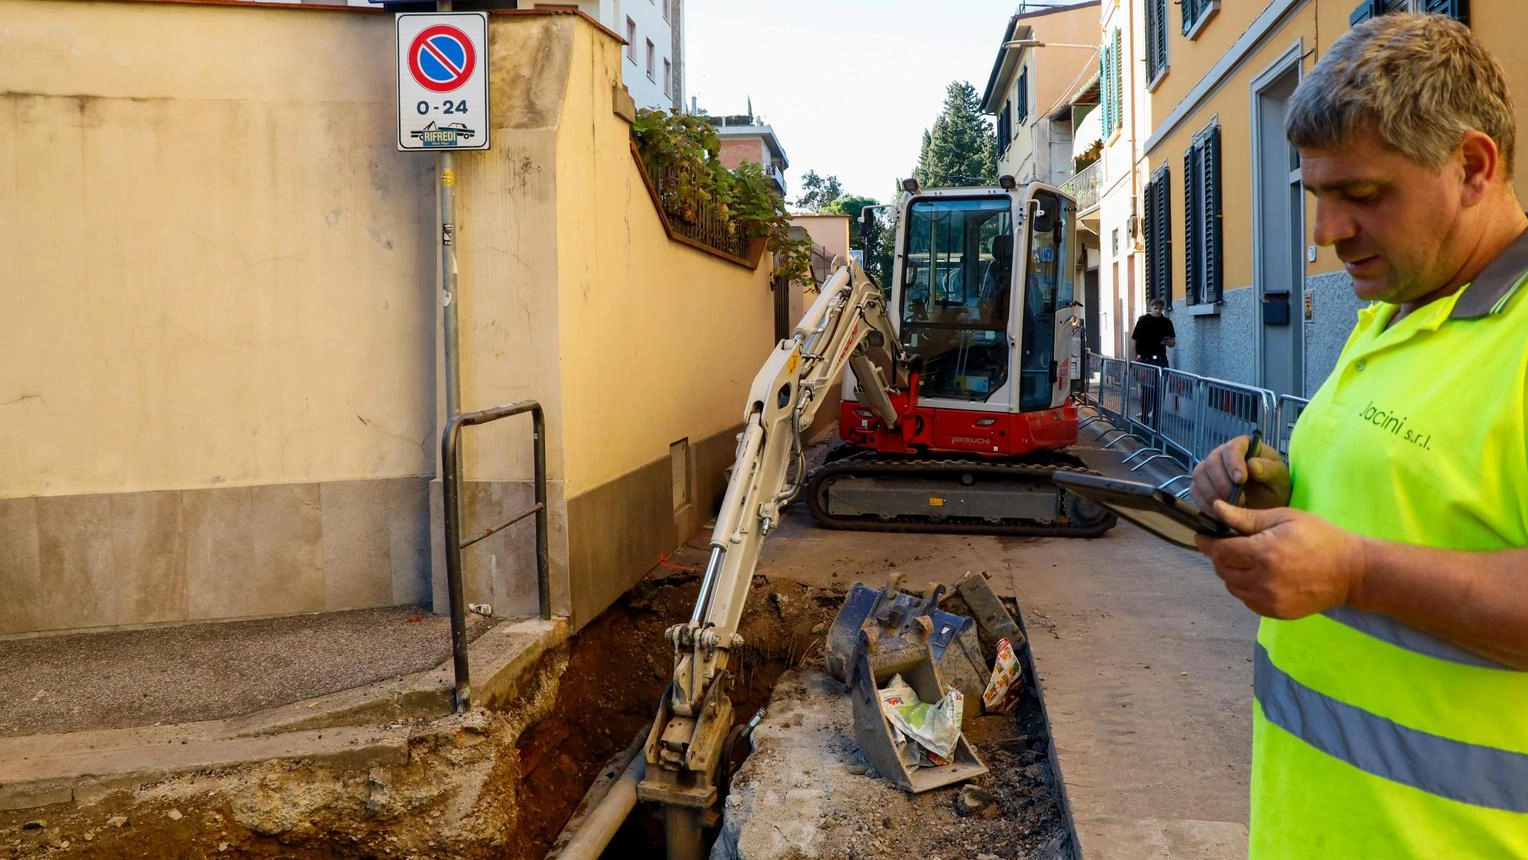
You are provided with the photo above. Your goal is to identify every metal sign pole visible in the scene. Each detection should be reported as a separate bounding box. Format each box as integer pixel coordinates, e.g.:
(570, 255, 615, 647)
(441, 153, 459, 421)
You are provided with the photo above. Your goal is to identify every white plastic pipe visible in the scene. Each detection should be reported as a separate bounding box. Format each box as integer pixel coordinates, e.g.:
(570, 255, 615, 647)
(555, 753, 644, 860)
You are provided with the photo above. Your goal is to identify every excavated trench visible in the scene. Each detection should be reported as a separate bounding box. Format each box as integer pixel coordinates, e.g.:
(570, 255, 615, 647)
(515, 573, 1074, 859)
(514, 569, 843, 858)
(0, 573, 1068, 859)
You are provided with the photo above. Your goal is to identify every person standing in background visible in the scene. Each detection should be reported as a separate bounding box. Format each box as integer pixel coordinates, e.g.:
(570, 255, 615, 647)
(1131, 299, 1176, 367)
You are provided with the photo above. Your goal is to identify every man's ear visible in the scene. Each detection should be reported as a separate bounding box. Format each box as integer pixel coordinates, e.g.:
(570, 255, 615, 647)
(1458, 130, 1501, 205)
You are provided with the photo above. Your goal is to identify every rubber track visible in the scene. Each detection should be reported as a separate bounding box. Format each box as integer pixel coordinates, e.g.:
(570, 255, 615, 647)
(803, 456, 1118, 538)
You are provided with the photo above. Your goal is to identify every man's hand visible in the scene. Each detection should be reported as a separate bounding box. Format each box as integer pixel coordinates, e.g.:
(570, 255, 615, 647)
(1190, 435, 1291, 510)
(1194, 503, 1367, 620)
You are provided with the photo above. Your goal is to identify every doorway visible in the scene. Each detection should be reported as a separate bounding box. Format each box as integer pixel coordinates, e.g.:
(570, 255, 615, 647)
(1252, 47, 1305, 396)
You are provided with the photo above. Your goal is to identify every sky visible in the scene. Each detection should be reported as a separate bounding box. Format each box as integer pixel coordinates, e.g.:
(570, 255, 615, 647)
(686, 1, 1072, 202)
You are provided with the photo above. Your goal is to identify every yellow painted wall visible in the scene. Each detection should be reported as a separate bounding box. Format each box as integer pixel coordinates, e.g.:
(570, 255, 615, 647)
(1146, 13, 1318, 297)
(1147, 1, 1528, 295)
(0, 0, 437, 498)
(1148, 2, 1266, 118)
(553, 21, 774, 498)
(1029, 3, 1104, 121)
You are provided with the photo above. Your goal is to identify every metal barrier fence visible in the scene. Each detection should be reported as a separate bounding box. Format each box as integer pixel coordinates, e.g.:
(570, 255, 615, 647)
(1273, 394, 1310, 456)
(1083, 352, 1296, 494)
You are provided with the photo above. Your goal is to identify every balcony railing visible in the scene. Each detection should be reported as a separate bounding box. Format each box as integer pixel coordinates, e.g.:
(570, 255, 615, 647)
(650, 164, 752, 260)
(1061, 159, 1102, 212)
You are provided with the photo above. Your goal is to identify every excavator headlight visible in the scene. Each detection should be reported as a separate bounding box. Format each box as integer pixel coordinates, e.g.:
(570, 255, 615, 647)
(901, 178, 920, 193)
(998, 174, 1017, 190)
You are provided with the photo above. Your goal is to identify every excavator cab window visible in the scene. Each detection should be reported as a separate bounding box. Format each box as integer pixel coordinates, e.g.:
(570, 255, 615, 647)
(898, 196, 1013, 403)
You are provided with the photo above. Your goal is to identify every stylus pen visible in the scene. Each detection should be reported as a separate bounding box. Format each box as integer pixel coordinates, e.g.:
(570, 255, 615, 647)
(1228, 429, 1263, 507)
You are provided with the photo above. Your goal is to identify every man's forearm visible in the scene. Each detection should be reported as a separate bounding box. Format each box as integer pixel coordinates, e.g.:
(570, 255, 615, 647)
(1350, 541, 1528, 669)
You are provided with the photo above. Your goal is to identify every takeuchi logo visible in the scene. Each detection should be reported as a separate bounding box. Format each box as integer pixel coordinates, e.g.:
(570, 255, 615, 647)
(1357, 400, 1433, 451)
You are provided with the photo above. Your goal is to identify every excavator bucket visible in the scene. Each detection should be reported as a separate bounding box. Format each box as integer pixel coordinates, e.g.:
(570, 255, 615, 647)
(826, 576, 988, 723)
(848, 619, 987, 793)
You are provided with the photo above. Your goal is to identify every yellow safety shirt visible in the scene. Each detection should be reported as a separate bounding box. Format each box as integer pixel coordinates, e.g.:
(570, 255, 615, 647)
(1258, 231, 1528, 858)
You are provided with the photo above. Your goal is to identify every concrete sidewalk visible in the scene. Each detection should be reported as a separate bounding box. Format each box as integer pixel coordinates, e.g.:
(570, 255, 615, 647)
(0, 610, 565, 813)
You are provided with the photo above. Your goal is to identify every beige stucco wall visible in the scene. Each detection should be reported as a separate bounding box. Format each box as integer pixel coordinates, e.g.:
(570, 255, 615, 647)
(0, 0, 436, 498)
(553, 23, 774, 498)
(791, 215, 851, 263)
(0, 3, 773, 636)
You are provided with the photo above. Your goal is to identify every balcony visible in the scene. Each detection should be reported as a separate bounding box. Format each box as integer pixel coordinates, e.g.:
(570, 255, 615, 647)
(1061, 159, 1102, 213)
(765, 164, 787, 197)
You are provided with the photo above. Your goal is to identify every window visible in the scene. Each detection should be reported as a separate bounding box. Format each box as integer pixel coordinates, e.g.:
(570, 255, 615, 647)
(1350, 0, 1468, 25)
(1144, 0, 1168, 84)
(625, 18, 636, 61)
(1016, 67, 1029, 125)
(998, 103, 1012, 157)
(1099, 29, 1123, 135)
(646, 39, 655, 80)
(1183, 125, 1222, 305)
(1180, 0, 1218, 38)
(663, 59, 672, 97)
(1144, 165, 1172, 305)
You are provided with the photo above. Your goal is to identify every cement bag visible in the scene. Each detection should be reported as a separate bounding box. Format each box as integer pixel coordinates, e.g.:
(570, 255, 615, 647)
(981, 637, 1023, 714)
(877, 673, 964, 760)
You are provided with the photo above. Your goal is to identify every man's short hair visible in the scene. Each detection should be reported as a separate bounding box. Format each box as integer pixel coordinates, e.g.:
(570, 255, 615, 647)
(1150, 299, 1165, 310)
(1285, 13, 1515, 177)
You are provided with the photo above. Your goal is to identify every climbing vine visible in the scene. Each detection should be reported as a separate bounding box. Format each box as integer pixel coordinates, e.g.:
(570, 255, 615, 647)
(632, 108, 812, 287)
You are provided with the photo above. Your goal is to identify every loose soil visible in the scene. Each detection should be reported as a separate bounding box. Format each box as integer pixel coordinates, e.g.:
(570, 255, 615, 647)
(514, 568, 844, 859)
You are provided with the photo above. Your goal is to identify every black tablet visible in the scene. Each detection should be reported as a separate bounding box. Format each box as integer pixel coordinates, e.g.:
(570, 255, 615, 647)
(1052, 471, 1238, 549)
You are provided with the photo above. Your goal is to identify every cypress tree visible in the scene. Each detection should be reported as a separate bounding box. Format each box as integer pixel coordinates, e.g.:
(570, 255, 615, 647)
(914, 81, 997, 187)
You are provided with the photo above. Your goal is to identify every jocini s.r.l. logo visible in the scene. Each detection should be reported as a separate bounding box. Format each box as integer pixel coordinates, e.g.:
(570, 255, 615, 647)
(1357, 400, 1434, 451)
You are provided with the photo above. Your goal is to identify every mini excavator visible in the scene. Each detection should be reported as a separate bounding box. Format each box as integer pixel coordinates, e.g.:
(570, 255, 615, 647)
(637, 179, 1115, 857)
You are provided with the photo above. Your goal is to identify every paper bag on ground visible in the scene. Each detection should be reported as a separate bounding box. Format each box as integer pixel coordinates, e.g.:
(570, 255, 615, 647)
(982, 637, 1023, 714)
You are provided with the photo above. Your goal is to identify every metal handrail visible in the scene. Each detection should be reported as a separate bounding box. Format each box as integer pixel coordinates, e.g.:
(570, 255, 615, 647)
(441, 399, 550, 714)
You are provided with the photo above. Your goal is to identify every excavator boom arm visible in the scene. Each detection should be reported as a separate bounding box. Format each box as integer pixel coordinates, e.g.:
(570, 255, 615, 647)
(640, 259, 906, 808)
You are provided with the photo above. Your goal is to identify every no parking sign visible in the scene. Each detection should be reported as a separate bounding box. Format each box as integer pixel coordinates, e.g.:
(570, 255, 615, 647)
(396, 12, 489, 151)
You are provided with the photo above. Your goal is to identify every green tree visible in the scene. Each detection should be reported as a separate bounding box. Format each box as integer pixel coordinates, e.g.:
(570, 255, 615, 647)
(914, 81, 996, 188)
(793, 170, 845, 213)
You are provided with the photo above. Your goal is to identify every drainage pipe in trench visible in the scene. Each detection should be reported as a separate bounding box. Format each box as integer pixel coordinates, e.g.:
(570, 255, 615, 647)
(550, 733, 647, 860)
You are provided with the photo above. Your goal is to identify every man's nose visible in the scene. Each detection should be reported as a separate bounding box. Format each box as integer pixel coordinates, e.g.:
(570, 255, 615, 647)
(1311, 200, 1356, 247)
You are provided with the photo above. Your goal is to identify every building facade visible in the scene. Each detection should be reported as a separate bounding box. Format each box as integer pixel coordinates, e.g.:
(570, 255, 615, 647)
(709, 113, 790, 197)
(983, 2, 1102, 186)
(525, 0, 683, 111)
(1138, 0, 1521, 396)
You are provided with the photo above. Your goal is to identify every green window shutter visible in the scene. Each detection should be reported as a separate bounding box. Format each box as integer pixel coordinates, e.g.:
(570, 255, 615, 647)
(1183, 143, 1202, 304)
(1154, 166, 1172, 304)
(1145, 0, 1166, 81)
(1180, 0, 1199, 35)
(1144, 166, 1171, 305)
(1350, 0, 1378, 25)
(1202, 126, 1223, 304)
(1112, 28, 1124, 130)
(1144, 176, 1157, 301)
(1100, 43, 1114, 133)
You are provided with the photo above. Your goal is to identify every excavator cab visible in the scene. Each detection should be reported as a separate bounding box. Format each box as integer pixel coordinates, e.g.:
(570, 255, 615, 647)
(890, 185, 1079, 414)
